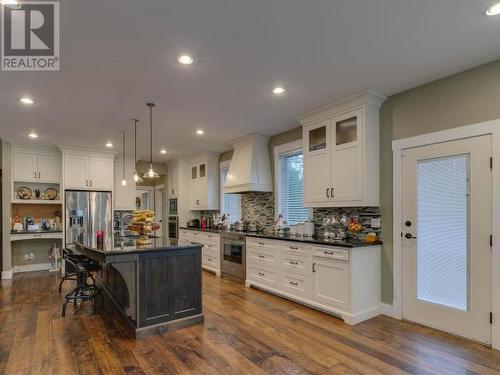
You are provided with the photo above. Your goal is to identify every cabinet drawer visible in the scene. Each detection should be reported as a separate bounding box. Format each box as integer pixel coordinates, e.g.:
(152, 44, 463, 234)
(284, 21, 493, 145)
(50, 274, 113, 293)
(282, 273, 312, 299)
(247, 250, 276, 267)
(280, 253, 310, 275)
(279, 242, 309, 255)
(247, 237, 281, 252)
(203, 245, 219, 259)
(247, 265, 279, 288)
(311, 246, 349, 261)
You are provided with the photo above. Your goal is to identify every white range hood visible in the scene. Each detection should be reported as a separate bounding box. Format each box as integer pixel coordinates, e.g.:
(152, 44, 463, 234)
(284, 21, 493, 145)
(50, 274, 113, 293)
(224, 134, 273, 193)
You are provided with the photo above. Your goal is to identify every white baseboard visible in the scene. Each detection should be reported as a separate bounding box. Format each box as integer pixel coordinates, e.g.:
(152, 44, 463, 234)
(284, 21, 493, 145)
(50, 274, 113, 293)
(492, 325, 500, 350)
(13, 263, 53, 274)
(1, 270, 13, 279)
(380, 303, 395, 318)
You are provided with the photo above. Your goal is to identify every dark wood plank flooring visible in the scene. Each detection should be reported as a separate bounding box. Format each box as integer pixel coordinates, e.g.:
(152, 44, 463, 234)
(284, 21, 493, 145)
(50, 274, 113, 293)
(1, 270, 500, 374)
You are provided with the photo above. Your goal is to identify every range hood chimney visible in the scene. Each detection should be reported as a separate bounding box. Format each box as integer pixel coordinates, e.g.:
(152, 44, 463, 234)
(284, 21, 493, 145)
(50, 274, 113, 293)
(224, 134, 273, 193)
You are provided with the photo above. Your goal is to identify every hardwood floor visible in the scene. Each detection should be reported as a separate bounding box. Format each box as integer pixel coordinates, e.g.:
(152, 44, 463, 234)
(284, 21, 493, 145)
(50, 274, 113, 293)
(1, 271, 500, 375)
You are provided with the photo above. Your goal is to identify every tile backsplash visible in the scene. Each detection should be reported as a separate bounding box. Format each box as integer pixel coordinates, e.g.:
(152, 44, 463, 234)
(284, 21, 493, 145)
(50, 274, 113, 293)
(241, 192, 275, 228)
(313, 207, 381, 239)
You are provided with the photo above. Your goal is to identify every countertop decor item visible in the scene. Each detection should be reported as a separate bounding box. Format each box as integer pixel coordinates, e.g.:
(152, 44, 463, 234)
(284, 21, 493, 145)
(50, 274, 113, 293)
(44, 187, 58, 200)
(16, 186, 32, 200)
(126, 209, 160, 245)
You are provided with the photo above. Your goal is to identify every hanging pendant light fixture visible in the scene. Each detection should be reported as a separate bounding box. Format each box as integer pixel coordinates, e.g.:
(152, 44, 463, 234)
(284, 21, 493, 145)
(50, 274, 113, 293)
(120, 130, 128, 186)
(143, 102, 159, 179)
(132, 119, 143, 183)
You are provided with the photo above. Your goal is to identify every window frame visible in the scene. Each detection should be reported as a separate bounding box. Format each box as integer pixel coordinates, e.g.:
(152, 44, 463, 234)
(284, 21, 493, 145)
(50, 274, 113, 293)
(274, 140, 312, 222)
(219, 160, 241, 223)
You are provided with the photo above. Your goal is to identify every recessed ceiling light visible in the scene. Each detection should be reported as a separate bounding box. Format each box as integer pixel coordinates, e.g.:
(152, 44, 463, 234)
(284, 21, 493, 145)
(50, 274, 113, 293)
(160, 149, 167, 154)
(0, 0, 21, 9)
(105, 142, 113, 147)
(196, 129, 204, 135)
(486, 2, 500, 15)
(177, 55, 194, 65)
(272, 87, 286, 95)
(19, 97, 34, 104)
(28, 132, 38, 139)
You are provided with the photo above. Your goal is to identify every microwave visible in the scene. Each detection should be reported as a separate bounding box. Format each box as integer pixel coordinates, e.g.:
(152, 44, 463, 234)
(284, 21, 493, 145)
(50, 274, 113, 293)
(169, 198, 178, 215)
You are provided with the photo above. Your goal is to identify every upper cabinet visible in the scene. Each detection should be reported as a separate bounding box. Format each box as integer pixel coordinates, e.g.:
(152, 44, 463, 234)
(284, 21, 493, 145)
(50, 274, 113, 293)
(60, 147, 114, 191)
(167, 163, 179, 198)
(114, 161, 136, 210)
(189, 153, 219, 210)
(298, 90, 385, 207)
(13, 148, 60, 183)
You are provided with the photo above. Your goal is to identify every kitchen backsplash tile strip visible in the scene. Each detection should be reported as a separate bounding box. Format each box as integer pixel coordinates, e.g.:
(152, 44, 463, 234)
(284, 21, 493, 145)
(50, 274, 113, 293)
(313, 207, 381, 239)
(241, 192, 275, 228)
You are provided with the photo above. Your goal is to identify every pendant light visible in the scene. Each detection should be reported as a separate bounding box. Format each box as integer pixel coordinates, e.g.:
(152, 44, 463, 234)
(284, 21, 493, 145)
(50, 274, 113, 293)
(143, 102, 159, 179)
(120, 130, 128, 186)
(132, 119, 143, 183)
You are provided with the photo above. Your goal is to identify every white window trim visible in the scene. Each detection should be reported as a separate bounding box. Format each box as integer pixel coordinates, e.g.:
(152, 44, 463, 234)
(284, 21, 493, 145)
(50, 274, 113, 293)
(392, 118, 500, 349)
(219, 160, 241, 222)
(274, 140, 312, 221)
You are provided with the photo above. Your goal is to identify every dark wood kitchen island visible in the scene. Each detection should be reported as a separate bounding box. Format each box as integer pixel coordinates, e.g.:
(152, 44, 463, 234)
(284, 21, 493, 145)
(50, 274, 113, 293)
(70, 236, 203, 339)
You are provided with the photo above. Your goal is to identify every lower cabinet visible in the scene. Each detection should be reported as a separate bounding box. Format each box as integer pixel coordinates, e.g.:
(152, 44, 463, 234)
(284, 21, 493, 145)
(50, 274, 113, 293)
(179, 229, 221, 277)
(245, 237, 381, 325)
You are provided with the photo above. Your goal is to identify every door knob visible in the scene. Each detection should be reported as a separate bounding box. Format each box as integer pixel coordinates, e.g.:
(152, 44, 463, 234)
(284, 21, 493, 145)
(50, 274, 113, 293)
(405, 221, 412, 227)
(405, 233, 417, 239)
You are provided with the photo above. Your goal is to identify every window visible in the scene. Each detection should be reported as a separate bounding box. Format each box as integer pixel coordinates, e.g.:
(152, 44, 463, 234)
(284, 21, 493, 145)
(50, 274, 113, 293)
(276, 142, 310, 224)
(220, 164, 241, 223)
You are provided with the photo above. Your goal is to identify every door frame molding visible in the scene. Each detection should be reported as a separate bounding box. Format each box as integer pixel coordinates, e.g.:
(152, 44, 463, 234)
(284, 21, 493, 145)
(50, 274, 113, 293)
(392, 119, 500, 348)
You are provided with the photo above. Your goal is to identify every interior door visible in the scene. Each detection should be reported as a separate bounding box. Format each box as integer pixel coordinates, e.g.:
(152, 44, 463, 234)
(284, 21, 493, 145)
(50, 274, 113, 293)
(37, 154, 60, 183)
(402, 135, 492, 344)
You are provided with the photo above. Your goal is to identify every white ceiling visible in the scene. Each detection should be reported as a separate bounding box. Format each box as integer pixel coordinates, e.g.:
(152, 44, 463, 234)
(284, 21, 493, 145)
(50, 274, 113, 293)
(1, 0, 500, 161)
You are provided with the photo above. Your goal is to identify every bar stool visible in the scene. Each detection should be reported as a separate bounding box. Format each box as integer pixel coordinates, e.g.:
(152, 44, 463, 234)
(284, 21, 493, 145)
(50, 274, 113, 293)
(61, 253, 101, 317)
(59, 248, 93, 293)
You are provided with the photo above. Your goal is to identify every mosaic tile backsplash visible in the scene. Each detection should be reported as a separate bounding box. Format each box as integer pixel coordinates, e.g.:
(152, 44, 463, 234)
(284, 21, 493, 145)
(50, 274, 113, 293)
(241, 192, 275, 228)
(312, 207, 381, 240)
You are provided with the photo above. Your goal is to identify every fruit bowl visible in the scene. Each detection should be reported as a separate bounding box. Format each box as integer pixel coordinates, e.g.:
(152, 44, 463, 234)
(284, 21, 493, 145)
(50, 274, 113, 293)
(126, 210, 159, 245)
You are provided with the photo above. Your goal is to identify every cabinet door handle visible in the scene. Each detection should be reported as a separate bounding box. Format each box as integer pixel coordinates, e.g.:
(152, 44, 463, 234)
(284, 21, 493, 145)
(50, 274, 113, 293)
(86, 180, 88, 186)
(90, 180, 93, 187)
(290, 261, 298, 265)
(331, 187, 335, 198)
(289, 281, 298, 286)
(258, 272, 265, 276)
(34, 172, 37, 179)
(258, 255, 265, 258)
(312, 262, 316, 273)
(290, 246, 298, 250)
(258, 242, 265, 246)
(38, 172, 41, 179)
(326, 188, 330, 198)
(324, 251, 334, 255)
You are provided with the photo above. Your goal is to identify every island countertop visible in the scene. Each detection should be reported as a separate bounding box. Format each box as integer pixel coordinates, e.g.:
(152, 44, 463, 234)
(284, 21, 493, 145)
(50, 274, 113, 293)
(70, 236, 202, 256)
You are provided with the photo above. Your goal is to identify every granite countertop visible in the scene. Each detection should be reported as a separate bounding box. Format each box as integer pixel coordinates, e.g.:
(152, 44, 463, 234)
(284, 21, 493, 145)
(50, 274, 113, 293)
(179, 227, 382, 248)
(11, 230, 63, 234)
(70, 236, 202, 255)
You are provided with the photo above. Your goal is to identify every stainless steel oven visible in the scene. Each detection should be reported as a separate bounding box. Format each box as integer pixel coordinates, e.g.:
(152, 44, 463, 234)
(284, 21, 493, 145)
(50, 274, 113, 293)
(168, 198, 178, 215)
(220, 232, 246, 280)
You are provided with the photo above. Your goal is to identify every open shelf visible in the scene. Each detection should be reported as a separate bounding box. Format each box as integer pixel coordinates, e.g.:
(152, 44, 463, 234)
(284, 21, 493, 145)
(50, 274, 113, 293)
(11, 200, 62, 205)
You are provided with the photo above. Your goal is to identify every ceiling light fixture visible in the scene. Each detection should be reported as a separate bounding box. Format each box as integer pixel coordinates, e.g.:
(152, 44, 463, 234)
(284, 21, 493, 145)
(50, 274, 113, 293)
(28, 132, 38, 139)
(196, 129, 204, 135)
(143, 102, 159, 179)
(160, 149, 167, 154)
(272, 87, 286, 95)
(19, 97, 34, 104)
(177, 55, 194, 65)
(120, 130, 128, 186)
(486, 2, 500, 15)
(132, 119, 143, 183)
(105, 142, 113, 148)
(0, 0, 21, 9)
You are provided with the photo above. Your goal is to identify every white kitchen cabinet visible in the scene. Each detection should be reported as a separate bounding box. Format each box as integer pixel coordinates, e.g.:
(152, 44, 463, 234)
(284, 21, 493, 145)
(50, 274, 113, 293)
(189, 153, 219, 210)
(245, 237, 381, 325)
(13, 149, 60, 183)
(299, 90, 385, 207)
(167, 163, 179, 198)
(179, 229, 221, 276)
(62, 151, 114, 191)
(114, 161, 136, 210)
(312, 256, 350, 310)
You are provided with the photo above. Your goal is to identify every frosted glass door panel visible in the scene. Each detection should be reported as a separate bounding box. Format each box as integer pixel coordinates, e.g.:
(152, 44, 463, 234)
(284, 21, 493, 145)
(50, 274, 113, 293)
(416, 154, 469, 311)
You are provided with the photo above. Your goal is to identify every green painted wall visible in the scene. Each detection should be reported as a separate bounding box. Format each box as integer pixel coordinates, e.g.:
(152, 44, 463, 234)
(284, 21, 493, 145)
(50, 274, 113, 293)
(379, 58, 500, 304)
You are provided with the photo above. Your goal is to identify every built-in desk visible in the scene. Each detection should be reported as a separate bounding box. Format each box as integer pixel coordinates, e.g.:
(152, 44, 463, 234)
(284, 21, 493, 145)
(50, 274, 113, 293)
(70, 236, 204, 339)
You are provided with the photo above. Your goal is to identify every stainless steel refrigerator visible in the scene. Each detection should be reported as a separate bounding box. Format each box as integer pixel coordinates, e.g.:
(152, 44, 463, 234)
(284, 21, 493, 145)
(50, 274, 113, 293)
(65, 190, 113, 249)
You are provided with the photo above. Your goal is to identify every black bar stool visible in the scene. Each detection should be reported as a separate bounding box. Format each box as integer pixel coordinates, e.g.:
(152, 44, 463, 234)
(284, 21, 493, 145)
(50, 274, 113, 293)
(61, 253, 101, 317)
(59, 248, 93, 293)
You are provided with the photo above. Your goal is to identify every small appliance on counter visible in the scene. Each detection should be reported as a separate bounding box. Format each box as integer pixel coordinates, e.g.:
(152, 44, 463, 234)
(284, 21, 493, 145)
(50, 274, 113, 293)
(187, 219, 200, 229)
